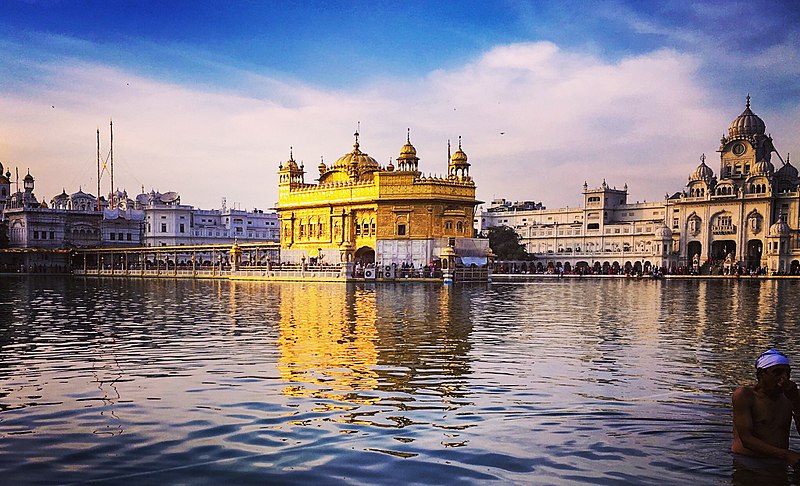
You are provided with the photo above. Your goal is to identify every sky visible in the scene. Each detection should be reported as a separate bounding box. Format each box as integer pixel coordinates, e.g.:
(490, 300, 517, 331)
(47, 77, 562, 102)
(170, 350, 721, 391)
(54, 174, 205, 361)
(1, 0, 799, 211)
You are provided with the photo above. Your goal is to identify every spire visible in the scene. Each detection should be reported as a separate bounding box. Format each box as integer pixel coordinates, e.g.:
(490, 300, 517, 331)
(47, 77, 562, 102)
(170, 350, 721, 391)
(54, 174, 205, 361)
(447, 139, 451, 163)
(354, 122, 361, 149)
(458, 135, 462, 150)
(700, 153, 706, 165)
(407, 127, 411, 144)
(746, 94, 751, 109)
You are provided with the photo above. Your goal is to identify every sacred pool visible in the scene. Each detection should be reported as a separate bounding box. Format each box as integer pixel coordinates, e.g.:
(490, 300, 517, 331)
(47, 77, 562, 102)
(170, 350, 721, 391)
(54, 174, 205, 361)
(1, 276, 798, 484)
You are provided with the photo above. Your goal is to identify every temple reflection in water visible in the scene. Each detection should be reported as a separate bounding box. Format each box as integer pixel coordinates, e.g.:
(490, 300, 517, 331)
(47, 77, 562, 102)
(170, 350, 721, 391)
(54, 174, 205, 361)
(247, 282, 476, 405)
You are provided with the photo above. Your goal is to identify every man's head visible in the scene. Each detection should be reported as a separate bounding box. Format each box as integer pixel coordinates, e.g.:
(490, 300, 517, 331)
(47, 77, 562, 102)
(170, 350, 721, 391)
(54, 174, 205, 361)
(756, 349, 791, 390)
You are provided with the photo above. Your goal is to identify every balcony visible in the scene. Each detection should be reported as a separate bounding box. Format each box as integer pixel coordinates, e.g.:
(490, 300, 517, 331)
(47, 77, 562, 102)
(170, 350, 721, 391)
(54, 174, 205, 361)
(711, 224, 736, 235)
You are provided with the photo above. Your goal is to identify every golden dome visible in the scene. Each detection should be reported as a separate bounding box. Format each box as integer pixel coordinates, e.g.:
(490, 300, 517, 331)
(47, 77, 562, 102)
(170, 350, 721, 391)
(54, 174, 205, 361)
(399, 129, 417, 158)
(283, 148, 300, 171)
(729, 95, 766, 139)
(451, 138, 468, 163)
(333, 133, 379, 172)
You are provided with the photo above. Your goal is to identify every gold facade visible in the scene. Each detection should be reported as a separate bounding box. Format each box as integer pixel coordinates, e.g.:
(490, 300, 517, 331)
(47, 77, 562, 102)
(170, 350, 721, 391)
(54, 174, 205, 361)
(276, 132, 481, 264)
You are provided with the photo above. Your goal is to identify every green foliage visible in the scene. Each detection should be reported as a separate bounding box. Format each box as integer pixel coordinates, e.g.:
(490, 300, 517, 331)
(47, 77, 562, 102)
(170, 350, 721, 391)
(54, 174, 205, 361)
(487, 225, 528, 260)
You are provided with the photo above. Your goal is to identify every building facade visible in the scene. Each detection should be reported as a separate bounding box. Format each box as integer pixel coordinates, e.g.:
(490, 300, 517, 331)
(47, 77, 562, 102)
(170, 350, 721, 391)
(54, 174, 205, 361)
(480, 97, 800, 275)
(138, 190, 279, 247)
(276, 131, 487, 267)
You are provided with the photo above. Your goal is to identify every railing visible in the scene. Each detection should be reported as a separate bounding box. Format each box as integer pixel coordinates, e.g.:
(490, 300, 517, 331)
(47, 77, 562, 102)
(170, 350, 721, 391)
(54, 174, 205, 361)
(455, 267, 490, 282)
(528, 250, 658, 258)
(711, 224, 736, 235)
(73, 263, 490, 282)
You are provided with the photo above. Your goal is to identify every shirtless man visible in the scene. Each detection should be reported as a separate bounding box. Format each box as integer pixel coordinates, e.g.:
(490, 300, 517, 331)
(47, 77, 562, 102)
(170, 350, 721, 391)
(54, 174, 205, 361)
(733, 349, 800, 466)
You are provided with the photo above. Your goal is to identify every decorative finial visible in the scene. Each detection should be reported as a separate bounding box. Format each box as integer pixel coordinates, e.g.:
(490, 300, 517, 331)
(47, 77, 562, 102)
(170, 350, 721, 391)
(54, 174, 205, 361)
(458, 135, 462, 149)
(788, 153, 791, 164)
(700, 153, 706, 164)
(447, 139, 451, 162)
(407, 128, 410, 143)
(746, 94, 751, 109)
(290, 146, 293, 160)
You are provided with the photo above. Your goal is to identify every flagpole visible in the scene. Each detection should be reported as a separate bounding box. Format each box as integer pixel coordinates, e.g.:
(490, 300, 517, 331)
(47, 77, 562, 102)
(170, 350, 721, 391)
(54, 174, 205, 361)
(110, 119, 114, 209)
(97, 127, 101, 211)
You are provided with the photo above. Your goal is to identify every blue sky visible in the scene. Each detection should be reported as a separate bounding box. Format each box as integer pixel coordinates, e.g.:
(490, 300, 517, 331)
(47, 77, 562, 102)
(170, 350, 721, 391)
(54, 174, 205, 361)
(2, 0, 799, 210)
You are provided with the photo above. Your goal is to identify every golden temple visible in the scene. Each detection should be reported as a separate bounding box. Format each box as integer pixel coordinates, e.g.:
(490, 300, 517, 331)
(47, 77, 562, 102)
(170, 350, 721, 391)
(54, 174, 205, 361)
(276, 129, 486, 268)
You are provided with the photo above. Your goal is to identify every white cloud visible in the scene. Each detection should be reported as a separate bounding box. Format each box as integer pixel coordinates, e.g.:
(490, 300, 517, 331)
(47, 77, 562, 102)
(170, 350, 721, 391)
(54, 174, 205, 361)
(2, 40, 798, 213)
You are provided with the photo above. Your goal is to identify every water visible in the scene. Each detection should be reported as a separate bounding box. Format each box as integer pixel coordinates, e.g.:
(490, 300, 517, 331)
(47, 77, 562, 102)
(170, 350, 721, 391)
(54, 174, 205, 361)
(1, 276, 799, 485)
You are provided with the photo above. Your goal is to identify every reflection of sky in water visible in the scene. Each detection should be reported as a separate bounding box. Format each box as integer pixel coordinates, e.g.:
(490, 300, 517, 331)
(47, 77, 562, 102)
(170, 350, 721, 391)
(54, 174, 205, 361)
(0, 276, 799, 483)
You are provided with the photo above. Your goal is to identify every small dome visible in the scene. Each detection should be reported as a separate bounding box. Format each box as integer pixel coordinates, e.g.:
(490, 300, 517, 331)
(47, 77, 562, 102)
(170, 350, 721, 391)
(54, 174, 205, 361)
(451, 138, 468, 163)
(769, 221, 791, 237)
(751, 159, 774, 176)
(23, 172, 34, 182)
(728, 95, 766, 139)
(654, 224, 673, 239)
(399, 131, 417, 158)
(775, 162, 798, 181)
(690, 155, 714, 181)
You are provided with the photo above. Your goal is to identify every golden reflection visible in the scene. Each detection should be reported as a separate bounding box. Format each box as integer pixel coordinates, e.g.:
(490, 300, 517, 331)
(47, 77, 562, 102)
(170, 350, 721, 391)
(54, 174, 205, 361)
(276, 284, 379, 401)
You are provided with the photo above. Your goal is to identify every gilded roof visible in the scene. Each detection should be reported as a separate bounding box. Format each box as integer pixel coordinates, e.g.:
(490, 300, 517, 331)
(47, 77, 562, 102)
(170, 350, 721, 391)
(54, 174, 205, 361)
(332, 135, 379, 173)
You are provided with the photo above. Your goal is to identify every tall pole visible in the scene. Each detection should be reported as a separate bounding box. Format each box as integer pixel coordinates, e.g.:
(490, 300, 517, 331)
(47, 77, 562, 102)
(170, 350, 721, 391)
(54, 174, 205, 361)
(110, 119, 114, 209)
(96, 128, 101, 211)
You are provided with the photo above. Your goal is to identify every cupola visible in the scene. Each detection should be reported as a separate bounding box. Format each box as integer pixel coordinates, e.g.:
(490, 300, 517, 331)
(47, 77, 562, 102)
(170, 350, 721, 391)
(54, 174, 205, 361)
(728, 95, 766, 139)
(689, 154, 715, 182)
(396, 128, 419, 171)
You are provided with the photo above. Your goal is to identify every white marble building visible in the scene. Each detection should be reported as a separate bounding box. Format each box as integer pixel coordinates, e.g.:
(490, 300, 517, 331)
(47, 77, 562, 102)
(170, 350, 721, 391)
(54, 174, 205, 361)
(480, 97, 800, 275)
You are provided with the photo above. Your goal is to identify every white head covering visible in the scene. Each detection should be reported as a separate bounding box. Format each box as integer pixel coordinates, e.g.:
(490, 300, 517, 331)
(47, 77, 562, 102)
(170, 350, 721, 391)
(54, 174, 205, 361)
(756, 349, 791, 370)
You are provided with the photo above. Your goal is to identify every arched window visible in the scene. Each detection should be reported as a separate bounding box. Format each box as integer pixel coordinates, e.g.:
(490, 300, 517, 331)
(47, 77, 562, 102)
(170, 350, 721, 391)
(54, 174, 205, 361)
(456, 221, 464, 233)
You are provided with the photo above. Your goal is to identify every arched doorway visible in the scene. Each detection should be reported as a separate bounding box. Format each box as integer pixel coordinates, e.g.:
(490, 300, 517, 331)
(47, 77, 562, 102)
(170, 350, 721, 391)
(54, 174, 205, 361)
(746, 239, 763, 270)
(711, 240, 736, 262)
(791, 260, 800, 275)
(687, 241, 702, 265)
(563, 262, 572, 274)
(633, 261, 643, 274)
(354, 246, 375, 264)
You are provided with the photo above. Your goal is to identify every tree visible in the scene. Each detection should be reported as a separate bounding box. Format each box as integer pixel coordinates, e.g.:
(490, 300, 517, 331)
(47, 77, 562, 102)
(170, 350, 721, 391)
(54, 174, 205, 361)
(487, 225, 528, 260)
(0, 222, 8, 249)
